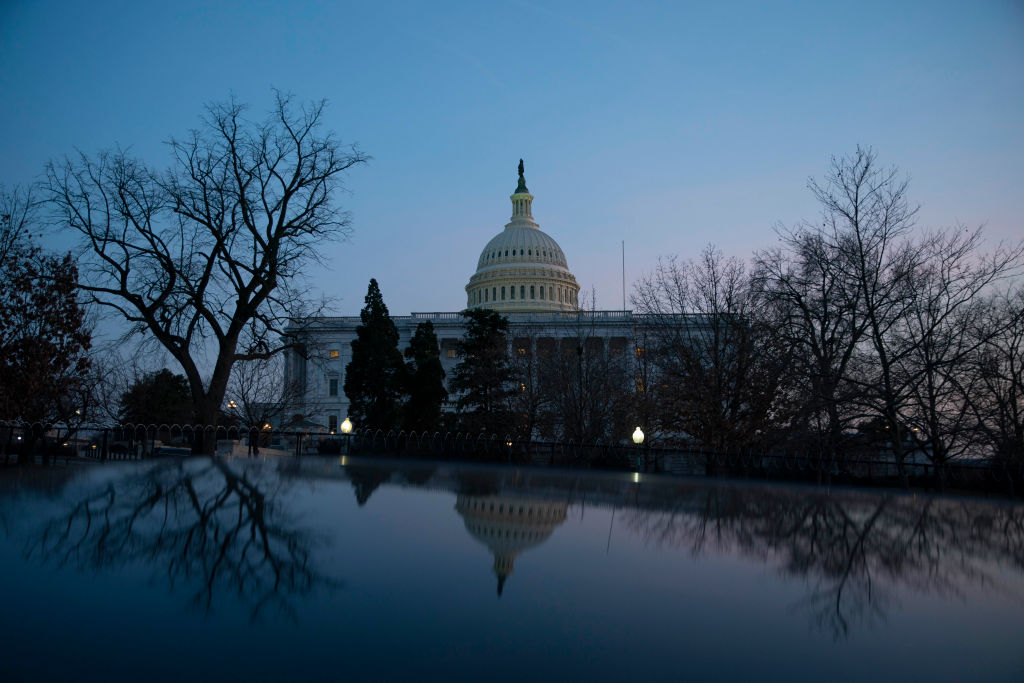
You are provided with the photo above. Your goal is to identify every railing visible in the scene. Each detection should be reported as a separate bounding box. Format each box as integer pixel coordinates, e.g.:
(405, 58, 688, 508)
(294, 310, 646, 328)
(2, 420, 1020, 497)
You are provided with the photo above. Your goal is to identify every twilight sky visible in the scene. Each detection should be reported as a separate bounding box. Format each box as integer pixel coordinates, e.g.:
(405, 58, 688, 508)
(2, 0, 1022, 317)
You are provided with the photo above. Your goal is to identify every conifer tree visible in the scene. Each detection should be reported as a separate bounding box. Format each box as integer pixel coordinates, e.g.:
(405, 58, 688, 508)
(450, 308, 515, 434)
(344, 279, 403, 429)
(119, 369, 194, 425)
(402, 321, 447, 432)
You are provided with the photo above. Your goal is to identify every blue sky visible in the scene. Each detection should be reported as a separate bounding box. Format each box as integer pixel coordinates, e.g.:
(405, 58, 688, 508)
(2, 0, 1022, 317)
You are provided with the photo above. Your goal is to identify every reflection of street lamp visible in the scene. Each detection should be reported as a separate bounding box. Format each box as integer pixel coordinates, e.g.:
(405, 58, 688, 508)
(632, 426, 645, 472)
(340, 417, 352, 455)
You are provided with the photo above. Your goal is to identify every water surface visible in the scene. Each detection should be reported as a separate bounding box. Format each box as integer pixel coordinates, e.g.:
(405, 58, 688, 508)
(1, 456, 1021, 682)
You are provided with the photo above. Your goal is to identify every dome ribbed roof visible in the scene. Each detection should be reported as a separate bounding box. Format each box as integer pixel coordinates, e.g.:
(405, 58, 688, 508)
(475, 226, 568, 271)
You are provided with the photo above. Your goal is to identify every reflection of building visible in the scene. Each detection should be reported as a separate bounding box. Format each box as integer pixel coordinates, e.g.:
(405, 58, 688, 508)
(455, 494, 568, 595)
(285, 161, 638, 430)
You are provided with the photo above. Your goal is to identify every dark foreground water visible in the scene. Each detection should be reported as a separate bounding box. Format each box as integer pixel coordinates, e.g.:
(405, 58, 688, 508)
(0, 456, 1021, 682)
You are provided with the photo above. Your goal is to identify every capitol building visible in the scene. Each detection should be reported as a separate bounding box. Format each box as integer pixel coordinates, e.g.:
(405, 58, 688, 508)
(285, 161, 637, 433)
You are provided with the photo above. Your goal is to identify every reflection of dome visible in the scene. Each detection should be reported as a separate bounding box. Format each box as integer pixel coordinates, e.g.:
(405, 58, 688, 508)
(455, 493, 568, 596)
(465, 161, 580, 312)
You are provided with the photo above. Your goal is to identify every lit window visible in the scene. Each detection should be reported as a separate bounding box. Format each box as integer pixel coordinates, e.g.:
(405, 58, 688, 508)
(518, 347, 526, 356)
(520, 382, 526, 392)
(329, 349, 339, 359)
(446, 349, 457, 359)
(329, 378, 338, 396)
(636, 347, 645, 357)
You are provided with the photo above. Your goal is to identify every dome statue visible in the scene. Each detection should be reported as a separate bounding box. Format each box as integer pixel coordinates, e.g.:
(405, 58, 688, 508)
(465, 161, 580, 312)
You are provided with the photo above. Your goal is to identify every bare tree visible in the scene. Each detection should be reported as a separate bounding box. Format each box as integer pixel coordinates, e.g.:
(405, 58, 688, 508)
(226, 354, 309, 429)
(968, 287, 1024, 466)
(44, 92, 367, 429)
(507, 323, 554, 441)
(636, 246, 792, 452)
(756, 229, 866, 459)
(813, 148, 920, 462)
(893, 229, 1023, 475)
(535, 297, 633, 445)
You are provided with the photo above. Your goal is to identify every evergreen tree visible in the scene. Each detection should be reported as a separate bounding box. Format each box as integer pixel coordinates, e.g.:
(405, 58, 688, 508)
(450, 308, 515, 434)
(120, 369, 193, 424)
(344, 279, 404, 429)
(402, 321, 448, 432)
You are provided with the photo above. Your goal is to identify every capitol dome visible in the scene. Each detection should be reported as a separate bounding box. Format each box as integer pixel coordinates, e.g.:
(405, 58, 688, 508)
(465, 161, 580, 312)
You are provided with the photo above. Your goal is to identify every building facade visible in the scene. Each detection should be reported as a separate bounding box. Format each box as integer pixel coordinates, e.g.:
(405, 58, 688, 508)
(284, 161, 639, 433)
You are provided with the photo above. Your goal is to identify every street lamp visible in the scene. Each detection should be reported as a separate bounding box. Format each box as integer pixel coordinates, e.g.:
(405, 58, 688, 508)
(340, 417, 353, 455)
(632, 426, 645, 472)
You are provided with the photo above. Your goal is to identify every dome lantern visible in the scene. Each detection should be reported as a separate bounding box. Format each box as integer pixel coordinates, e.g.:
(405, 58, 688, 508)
(511, 158, 533, 219)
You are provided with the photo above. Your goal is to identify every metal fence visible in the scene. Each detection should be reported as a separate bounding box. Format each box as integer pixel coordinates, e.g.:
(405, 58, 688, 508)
(2, 421, 1021, 496)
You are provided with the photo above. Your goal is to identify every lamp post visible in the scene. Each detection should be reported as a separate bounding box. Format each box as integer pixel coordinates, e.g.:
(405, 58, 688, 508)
(632, 426, 645, 472)
(340, 417, 352, 455)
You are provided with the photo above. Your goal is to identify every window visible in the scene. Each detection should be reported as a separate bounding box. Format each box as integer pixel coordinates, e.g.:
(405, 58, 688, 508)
(501, 286, 506, 300)
(510, 286, 515, 299)
(518, 347, 526, 356)
(540, 286, 545, 299)
(492, 287, 496, 301)
(329, 415, 338, 433)
(485, 289, 489, 302)
(520, 285, 525, 299)
(329, 378, 338, 396)
(329, 349, 339, 359)
(446, 349, 457, 359)
(530, 285, 535, 299)
(636, 347, 645, 357)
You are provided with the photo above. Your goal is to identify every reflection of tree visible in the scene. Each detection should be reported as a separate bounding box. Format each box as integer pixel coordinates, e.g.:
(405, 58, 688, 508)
(25, 457, 338, 620)
(624, 487, 1024, 638)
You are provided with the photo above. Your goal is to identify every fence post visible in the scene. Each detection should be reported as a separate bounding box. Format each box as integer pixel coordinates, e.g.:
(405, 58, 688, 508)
(3, 426, 12, 465)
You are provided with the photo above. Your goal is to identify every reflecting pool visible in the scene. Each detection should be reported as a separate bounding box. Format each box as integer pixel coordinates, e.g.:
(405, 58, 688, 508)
(1, 456, 1022, 682)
